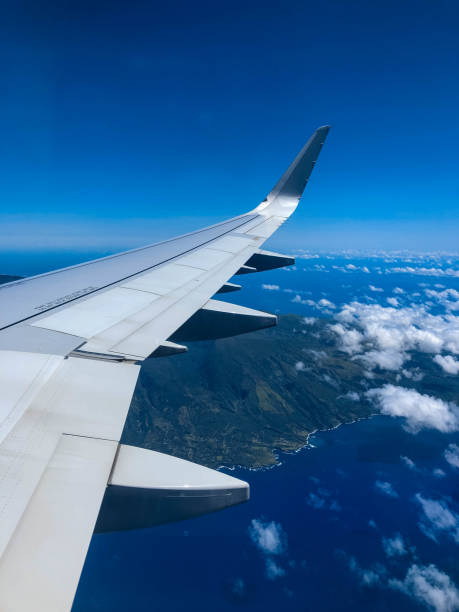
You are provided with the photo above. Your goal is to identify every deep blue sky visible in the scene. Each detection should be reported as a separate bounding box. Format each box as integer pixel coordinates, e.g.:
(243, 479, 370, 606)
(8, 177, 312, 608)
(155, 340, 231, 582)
(1, 0, 459, 266)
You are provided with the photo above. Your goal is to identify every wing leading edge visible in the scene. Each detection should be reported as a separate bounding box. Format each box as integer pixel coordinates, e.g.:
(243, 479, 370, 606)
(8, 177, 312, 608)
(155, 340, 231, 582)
(0, 126, 329, 611)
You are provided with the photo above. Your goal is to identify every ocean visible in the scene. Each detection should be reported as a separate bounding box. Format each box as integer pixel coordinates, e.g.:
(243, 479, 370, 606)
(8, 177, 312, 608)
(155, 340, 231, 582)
(73, 414, 459, 611)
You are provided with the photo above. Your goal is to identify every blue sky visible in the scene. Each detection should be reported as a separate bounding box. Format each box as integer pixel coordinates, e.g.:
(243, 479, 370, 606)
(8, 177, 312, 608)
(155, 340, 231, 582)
(1, 0, 459, 269)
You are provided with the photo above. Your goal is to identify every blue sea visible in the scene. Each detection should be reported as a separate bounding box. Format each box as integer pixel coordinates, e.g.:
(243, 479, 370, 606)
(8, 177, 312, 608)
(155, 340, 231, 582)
(73, 415, 459, 611)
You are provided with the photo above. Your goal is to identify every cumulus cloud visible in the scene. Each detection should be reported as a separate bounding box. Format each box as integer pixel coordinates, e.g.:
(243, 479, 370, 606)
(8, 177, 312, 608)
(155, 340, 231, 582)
(262, 284, 280, 291)
(444, 444, 459, 469)
(306, 488, 342, 512)
(330, 301, 459, 373)
(347, 556, 383, 586)
(296, 252, 320, 259)
(249, 519, 286, 555)
(366, 385, 459, 434)
(302, 316, 316, 325)
(361, 349, 406, 371)
(434, 355, 459, 375)
(394, 287, 405, 294)
(401, 455, 417, 470)
(387, 297, 399, 307)
(292, 295, 315, 306)
(389, 564, 459, 612)
(341, 391, 360, 401)
(331, 263, 372, 273)
(388, 267, 459, 278)
(249, 519, 287, 581)
(401, 368, 424, 381)
(295, 361, 306, 372)
(329, 323, 365, 354)
(375, 480, 399, 498)
(344, 554, 459, 611)
(425, 288, 459, 312)
(292, 295, 336, 312)
(318, 298, 336, 309)
(382, 533, 407, 557)
(265, 558, 285, 580)
(415, 494, 459, 544)
(369, 285, 384, 292)
(306, 349, 327, 360)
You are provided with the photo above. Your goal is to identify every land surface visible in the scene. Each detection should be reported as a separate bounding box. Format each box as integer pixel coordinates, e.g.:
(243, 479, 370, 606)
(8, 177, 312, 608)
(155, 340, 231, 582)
(123, 315, 379, 468)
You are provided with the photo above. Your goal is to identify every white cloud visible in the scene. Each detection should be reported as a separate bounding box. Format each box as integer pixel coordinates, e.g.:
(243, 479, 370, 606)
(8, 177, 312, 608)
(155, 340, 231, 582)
(361, 349, 406, 371)
(307, 492, 326, 509)
(306, 349, 327, 360)
(330, 301, 459, 373)
(444, 444, 459, 469)
(389, 266, 459, 278)
(382, 533, 407, 557)
(249, 519, 288, 581)
(375, 480, 399, 498)
(262, 284, 280, 291)
(401, 456, 417, 470)
(249, 519, 286, 556)
(295, 361, 306, 372)
(296, 253, 320, 259)
(434, 355, 459, 375)
(394, 287, 405, 294)
(306, 489, 341, 512)
(415, 494, 459, 544)
(265, 558, 285, 580)
(329, 323, 365, 354)
(369, 285, 384, 292)
(302, 316, 316, 325)
(293, 296, 336, 311)
(341, 391, 360, 401)
(331, 263, 372, 273)
(390, 564, 459, 612)
(387, 297, 399, 307)
(318, 298, 336, 309)
(366, 385, 459, 434)
(401, 368, 424, 381)
(425, 288, 459, 312)
(433, 469, 446, 478)
(292, 295, 315, 305)
(347, 556, 382, 586)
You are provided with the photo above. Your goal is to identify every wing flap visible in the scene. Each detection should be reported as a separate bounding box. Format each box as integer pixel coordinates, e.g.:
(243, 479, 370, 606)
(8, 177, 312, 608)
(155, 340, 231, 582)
(0, 355, 140, 561)
(0, 434, 118, 612)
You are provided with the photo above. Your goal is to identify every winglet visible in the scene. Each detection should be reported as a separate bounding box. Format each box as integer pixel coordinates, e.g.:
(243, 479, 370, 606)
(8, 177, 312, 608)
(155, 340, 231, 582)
(254, 125, 330, 215)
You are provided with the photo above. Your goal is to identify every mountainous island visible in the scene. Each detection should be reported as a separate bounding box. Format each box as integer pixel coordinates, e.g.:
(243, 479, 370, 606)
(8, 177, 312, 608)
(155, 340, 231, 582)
(123, 315, 378, 468)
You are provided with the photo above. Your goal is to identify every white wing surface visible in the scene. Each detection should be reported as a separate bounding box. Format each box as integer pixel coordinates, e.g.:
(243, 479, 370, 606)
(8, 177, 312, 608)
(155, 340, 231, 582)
(0, 126, 329, 611)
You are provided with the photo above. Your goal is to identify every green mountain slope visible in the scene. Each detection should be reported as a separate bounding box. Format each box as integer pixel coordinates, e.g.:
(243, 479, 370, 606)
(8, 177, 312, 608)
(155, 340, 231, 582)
(123, 315, 375, 468)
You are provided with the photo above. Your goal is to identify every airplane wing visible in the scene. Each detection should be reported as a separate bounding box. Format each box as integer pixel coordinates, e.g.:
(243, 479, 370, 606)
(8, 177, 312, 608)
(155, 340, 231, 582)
(0, 126, 329, 611)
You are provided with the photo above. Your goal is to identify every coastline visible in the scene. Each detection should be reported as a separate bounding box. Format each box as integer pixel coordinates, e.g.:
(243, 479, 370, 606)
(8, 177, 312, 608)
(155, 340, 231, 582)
(218, 412, 377, 473)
